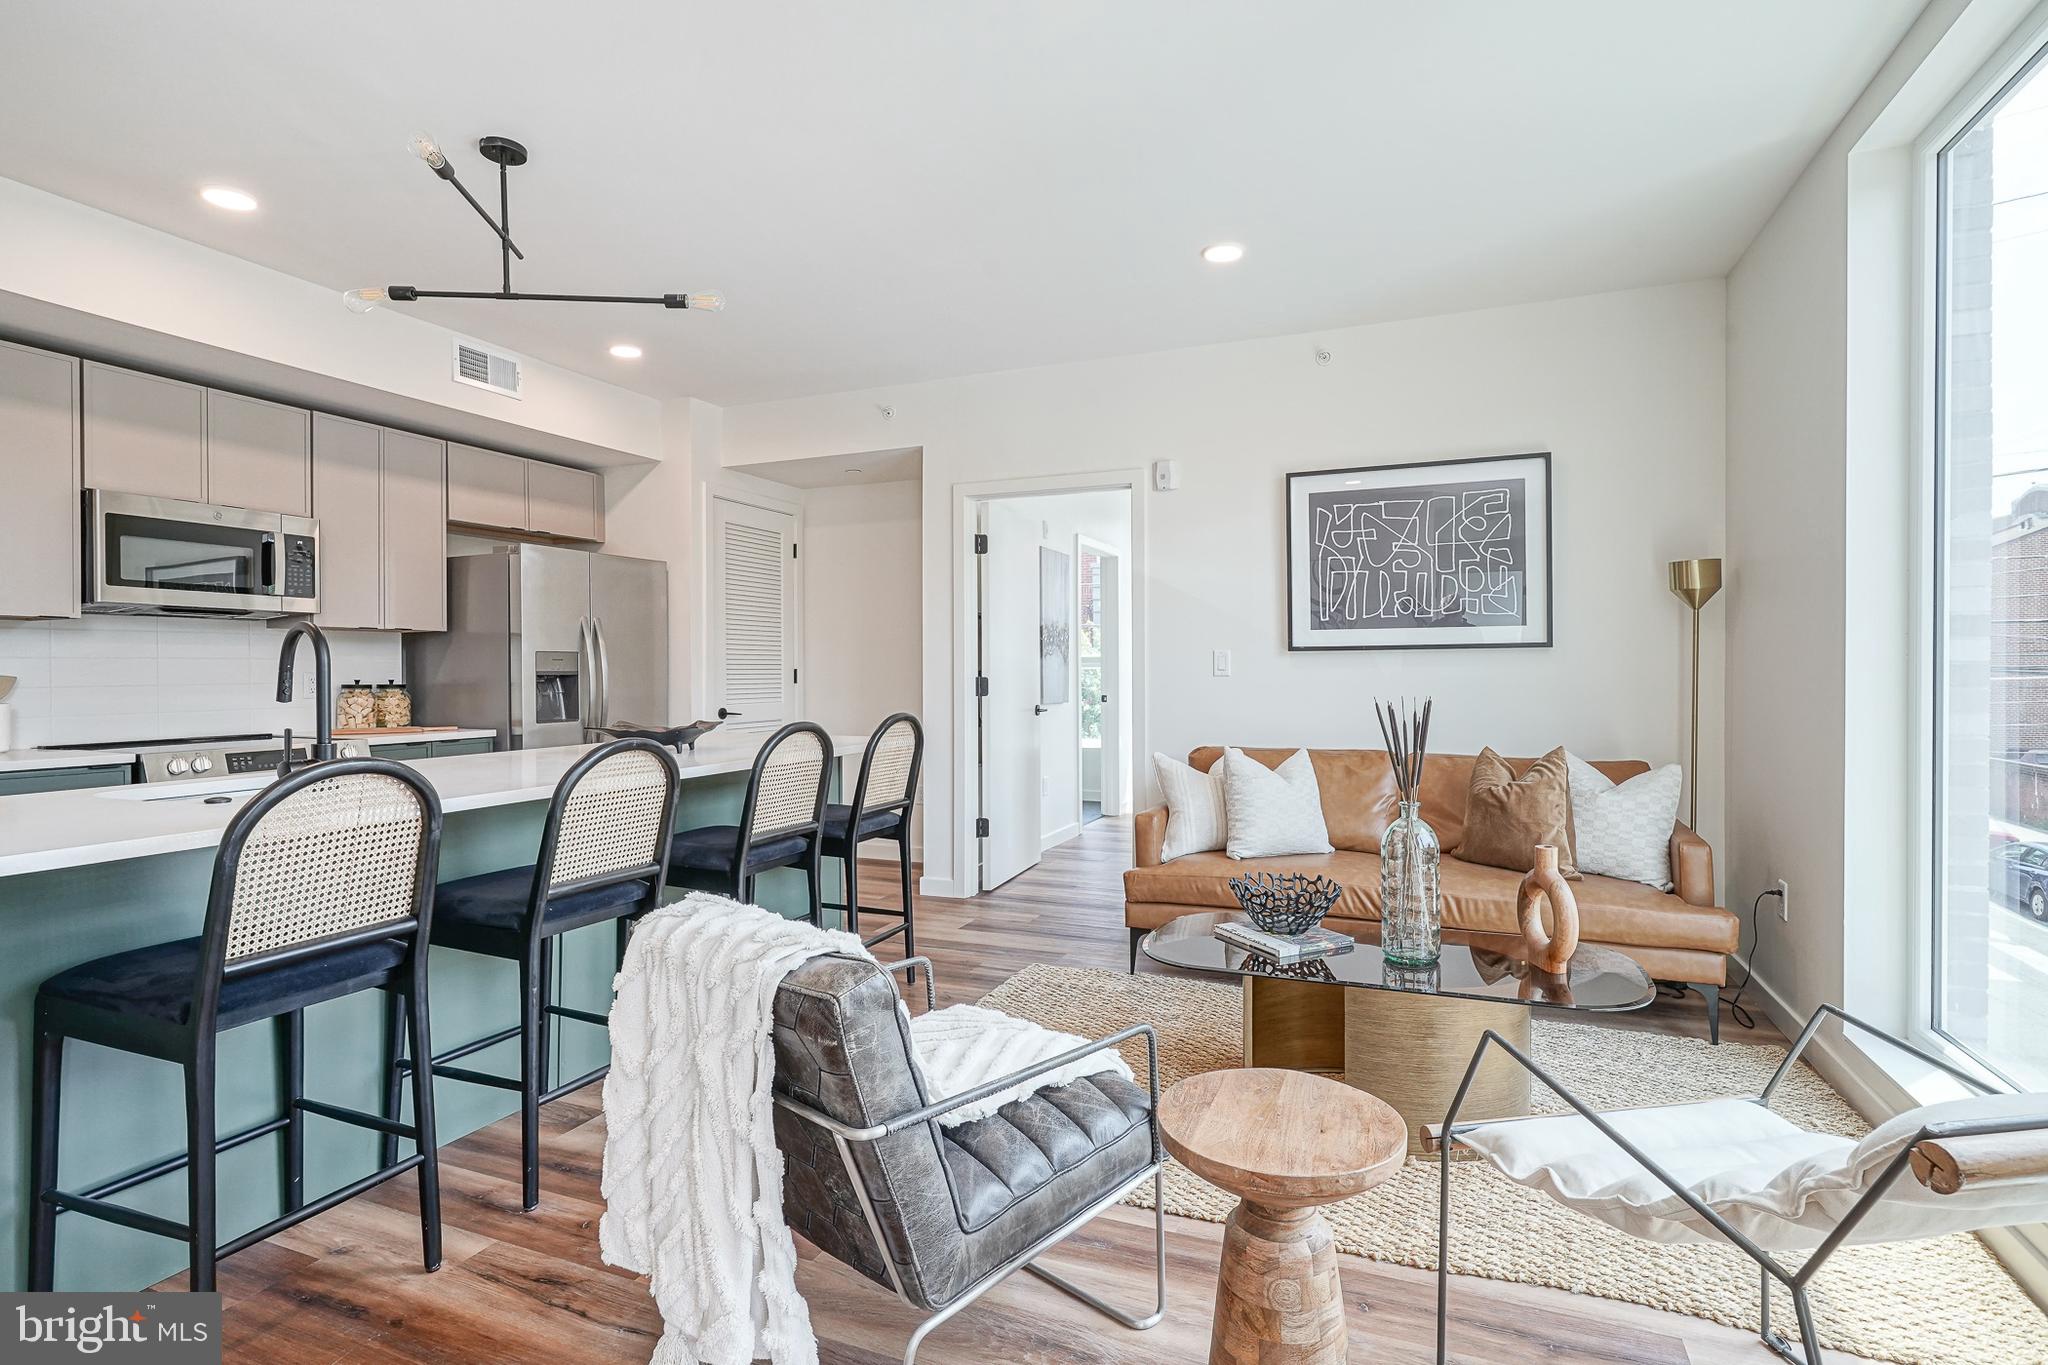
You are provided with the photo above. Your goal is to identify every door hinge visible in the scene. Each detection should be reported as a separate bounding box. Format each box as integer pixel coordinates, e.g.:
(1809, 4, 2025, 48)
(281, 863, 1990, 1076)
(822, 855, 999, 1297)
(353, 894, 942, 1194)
(974, 675, 989, 697)
(975, 816, 991, 838)
(792, 668, 799, 684)
(791, 542, 799, 559)
(973, 533, 988, 554)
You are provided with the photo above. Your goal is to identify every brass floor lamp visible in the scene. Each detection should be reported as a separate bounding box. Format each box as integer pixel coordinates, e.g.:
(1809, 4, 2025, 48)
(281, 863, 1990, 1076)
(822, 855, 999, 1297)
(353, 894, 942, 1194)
(1668, 558, 1722, 831)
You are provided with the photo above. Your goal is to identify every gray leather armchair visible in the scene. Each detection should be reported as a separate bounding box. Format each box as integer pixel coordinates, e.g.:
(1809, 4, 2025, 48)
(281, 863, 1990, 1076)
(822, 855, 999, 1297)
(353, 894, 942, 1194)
(771, 954, 1165, 1363)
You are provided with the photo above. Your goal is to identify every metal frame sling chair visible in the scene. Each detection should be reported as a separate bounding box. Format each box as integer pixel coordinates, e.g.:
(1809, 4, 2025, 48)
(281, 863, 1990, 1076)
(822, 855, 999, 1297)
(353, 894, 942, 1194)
(1428, 1004, 2048, 1364)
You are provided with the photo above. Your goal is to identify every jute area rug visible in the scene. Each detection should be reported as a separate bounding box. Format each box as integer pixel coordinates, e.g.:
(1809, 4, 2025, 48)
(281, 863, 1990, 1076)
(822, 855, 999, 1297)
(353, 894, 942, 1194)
(980, 963, 2048, 1365)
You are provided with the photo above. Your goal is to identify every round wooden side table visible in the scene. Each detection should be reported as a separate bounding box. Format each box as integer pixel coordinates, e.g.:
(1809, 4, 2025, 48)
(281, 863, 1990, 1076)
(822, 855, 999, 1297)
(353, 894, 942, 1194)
(1159, 1068, 1405, 1365)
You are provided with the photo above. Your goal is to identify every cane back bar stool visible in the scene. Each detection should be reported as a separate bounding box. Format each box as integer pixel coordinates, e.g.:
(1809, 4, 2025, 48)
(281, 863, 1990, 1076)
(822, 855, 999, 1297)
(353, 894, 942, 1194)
(822, 714, 923, 968)
(404, 737, 681, 1210)
(30, 759, 445, 1293)
(668, 721, 833, 922)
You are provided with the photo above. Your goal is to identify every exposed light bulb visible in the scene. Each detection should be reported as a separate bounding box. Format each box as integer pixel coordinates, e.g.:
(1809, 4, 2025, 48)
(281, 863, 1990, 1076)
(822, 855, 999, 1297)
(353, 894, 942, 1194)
(199, 185, 259, 212)
(1201, 241, 1245, 264)
(342, 287, 387, 314)
(608, 343, 643, 359)
(682, 291, 725, 312)
(409, 133, 449, 174)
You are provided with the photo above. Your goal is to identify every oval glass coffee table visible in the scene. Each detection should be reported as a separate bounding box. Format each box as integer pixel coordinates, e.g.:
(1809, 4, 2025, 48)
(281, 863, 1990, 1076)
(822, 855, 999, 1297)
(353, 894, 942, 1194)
(1143, 911, 1655, 1150)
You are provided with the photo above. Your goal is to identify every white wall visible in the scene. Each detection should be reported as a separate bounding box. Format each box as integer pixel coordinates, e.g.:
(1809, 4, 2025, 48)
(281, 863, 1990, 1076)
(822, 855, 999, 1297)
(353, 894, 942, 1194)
(0, 618, 399, 749)
(722, 281, 1729, 896)
(800, 478, 925, 853)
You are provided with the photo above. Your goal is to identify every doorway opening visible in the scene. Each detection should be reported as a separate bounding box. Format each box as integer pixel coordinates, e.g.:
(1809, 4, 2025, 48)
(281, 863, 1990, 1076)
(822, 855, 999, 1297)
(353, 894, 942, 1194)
(971, 486, 1135, 893)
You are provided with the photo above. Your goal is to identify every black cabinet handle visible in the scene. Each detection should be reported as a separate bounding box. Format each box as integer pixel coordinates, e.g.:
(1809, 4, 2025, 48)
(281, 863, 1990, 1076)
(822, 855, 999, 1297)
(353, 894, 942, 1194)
(1033, 704, 1049, 715)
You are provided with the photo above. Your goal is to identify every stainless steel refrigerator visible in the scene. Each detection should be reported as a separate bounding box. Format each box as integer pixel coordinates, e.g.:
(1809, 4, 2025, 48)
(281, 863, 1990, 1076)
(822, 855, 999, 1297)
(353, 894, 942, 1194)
(404, 545, 668, 749)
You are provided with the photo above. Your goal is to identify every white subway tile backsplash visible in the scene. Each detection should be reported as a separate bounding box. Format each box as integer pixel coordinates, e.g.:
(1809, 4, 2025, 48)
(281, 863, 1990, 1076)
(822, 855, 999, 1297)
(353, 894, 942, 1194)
(49, 626, 162, 659)
(0, 619, 406, 750)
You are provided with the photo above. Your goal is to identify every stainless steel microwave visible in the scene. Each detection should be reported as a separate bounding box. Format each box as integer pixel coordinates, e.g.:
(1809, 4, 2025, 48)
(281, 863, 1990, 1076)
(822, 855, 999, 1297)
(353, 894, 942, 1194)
(83, 489, 319, 618)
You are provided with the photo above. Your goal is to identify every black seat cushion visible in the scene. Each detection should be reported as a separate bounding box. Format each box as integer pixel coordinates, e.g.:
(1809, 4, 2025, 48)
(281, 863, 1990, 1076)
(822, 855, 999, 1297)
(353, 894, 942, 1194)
(669, 825, 814, 877)
(430, 865, 654, 957)
(822, 804, 905, 850)
(39, 935, 409, 1032)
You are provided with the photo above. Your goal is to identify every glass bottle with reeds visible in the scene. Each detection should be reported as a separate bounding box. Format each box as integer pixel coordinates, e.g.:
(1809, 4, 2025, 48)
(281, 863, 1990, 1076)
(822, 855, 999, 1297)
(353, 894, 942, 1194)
(1375, 698, 1442, 967)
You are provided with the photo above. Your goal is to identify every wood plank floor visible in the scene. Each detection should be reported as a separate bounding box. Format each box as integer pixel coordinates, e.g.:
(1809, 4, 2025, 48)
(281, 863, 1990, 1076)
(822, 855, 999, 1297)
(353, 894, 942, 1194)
(168, 816, 1866, 1363)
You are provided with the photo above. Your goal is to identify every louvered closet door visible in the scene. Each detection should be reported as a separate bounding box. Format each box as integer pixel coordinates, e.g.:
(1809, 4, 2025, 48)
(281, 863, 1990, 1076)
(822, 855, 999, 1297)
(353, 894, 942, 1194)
(709, 497, 798, 733)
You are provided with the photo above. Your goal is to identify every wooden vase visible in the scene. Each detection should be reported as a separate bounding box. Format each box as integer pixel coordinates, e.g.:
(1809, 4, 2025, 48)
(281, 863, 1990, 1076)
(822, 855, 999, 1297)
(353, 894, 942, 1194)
(1516, 844, 1579, 974)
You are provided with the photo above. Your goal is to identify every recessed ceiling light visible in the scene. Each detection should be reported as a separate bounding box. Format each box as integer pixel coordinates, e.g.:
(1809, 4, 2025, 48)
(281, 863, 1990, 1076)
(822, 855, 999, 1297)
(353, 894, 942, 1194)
(1201, 241, 1245, 265)
(608, 343, 643, 359)
(844, 468, 865, 476)
(200, 185, 259, 213)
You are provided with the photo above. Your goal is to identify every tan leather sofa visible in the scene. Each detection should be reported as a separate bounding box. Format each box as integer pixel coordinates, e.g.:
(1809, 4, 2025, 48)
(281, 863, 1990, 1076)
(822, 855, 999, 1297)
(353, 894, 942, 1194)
(1126, 747, 1741, 1040)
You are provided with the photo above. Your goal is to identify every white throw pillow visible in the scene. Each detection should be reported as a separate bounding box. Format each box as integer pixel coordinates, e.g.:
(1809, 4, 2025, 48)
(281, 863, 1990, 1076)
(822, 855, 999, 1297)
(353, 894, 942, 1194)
(1566, 752, 1683, 890)
(1219, 747, 1333, 859)
(1153, 751, 1229, 861)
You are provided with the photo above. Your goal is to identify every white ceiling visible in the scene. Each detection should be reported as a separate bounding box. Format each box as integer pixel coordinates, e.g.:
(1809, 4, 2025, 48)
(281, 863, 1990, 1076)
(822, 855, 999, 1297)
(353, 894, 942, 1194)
(0, 1, 1922, 406)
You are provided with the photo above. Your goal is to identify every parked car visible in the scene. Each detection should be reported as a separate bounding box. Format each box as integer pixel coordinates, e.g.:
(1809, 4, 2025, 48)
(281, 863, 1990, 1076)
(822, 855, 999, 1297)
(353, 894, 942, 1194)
(1993, 839, 2048, 921)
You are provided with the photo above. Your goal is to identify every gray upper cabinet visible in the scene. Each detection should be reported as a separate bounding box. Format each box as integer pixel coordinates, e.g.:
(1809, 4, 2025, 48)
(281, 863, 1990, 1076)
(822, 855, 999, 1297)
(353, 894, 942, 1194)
(0, 340, 82, 619)
(312, 414, 447, 632)
(382, 429, 448, 632)
(527, 460, 603, 541)
(206, 390, 310, 515)
(83, 362, 312, 516)
(310, 414, 383, 630)
(448, 442, 603, 542)
(82, 362, 206, 502)
(447, 443, 528, 531)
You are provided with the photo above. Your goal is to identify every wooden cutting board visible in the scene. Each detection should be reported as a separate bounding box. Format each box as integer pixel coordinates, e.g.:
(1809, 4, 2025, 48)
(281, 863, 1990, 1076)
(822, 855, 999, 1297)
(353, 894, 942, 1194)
(331, 726, 463, 737)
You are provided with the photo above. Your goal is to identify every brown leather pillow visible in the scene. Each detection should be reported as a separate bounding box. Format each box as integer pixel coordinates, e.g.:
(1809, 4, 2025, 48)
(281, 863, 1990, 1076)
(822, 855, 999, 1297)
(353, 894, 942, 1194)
(1455, 746, 1579, 876)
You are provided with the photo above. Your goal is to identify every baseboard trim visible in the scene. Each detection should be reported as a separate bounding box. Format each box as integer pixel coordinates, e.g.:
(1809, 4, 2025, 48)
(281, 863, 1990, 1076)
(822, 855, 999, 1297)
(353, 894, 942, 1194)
(919, 875, 967, 899)
(1041, 821, 1081, 851)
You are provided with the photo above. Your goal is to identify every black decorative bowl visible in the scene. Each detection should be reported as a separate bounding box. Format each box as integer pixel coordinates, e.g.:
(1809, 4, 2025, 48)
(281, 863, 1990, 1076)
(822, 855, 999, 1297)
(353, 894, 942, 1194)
(591, 719, 722, 752)
(1226, 872, 1343, 935)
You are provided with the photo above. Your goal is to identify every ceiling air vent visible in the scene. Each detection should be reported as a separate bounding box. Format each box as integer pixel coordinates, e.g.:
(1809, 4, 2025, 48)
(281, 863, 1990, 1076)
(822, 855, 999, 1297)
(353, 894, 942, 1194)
(451, 337, 523, 399)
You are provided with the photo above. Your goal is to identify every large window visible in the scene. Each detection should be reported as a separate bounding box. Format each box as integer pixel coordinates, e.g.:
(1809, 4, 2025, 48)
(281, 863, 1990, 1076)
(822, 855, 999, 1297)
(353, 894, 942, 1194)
(1934, 42, 2048, 1090)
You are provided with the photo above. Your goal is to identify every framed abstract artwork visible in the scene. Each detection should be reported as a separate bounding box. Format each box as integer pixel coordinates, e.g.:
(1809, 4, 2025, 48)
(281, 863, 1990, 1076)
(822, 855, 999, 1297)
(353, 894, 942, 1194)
(1285, 451, 1552, 650)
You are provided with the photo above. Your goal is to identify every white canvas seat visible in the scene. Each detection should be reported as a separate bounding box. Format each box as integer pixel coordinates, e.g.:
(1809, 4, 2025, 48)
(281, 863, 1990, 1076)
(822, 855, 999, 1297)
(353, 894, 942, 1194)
(1458, 1091, 2048, 1250)
(1431, 1005, 2048, 1365)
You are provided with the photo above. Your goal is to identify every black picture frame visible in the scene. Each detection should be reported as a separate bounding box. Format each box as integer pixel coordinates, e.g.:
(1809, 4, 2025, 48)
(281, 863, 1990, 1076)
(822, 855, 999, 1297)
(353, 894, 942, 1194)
(1284, 450, 1553, 652)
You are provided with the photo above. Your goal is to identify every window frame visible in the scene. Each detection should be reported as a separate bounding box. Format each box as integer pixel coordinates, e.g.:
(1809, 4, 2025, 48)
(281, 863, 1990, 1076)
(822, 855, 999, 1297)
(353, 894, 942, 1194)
(1922, 29, 2048, 1087)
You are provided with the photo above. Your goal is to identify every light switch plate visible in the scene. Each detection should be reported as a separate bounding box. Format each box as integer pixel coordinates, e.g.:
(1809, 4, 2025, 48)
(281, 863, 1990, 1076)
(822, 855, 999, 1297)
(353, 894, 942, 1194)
(1212, 649, 1232, 677)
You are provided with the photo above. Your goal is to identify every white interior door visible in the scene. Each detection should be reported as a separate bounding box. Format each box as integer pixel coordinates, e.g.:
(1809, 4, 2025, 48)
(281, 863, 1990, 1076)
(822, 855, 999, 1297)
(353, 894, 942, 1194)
(709, 496, 798, 733)
(980, 500, 1044, 889)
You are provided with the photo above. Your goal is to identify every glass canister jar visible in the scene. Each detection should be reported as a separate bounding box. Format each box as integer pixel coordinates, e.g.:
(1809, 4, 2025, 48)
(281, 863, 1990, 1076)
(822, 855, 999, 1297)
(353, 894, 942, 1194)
(1379, 799, 1442, 966)
(374, 679, 413, 728)
(336, 680, 376, 730)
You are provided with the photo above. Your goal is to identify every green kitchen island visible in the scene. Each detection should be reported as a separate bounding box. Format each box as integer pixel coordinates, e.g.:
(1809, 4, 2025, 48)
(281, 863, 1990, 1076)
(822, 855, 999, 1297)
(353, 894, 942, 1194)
(0, 733, 855, 1291)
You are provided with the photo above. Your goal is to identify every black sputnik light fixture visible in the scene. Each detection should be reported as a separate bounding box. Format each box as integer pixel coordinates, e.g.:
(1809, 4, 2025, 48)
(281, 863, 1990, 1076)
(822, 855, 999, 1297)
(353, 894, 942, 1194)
(343, 134, 723, 315)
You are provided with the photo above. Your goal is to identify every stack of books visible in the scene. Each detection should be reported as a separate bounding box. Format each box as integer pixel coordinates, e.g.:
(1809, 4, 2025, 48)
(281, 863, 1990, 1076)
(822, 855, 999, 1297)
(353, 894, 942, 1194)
(1214, 920, 1355, 963)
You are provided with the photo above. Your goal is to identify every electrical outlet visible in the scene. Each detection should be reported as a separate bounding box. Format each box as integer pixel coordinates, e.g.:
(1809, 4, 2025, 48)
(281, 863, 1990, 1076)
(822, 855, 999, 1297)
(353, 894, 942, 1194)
(1776, 878, 1790, 922)
(1213, 649, 1232, 677)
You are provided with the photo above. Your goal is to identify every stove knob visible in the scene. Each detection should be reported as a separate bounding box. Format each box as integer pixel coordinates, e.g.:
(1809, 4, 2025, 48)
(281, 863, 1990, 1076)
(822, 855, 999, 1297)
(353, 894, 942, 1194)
(166, 758, 190, 776)
(191, 756, 214, 774)
(339, 743, 361, 758)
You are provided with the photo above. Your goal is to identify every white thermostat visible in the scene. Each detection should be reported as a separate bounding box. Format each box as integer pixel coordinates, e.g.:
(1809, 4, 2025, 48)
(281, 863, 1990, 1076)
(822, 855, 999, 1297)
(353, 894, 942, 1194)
(1152, 459, 1180, 492)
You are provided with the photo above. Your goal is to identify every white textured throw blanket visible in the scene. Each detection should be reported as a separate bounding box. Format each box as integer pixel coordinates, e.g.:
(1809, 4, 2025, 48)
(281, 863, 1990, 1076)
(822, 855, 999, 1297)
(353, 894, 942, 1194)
(601, 894, 864, 1365)
(908, 1005, 1134, 1126)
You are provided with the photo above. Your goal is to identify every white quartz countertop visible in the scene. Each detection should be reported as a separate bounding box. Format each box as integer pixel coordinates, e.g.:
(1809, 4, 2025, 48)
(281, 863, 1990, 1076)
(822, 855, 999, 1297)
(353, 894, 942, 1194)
(0, 749, 139, 774)
(0, 732, 862, 878)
